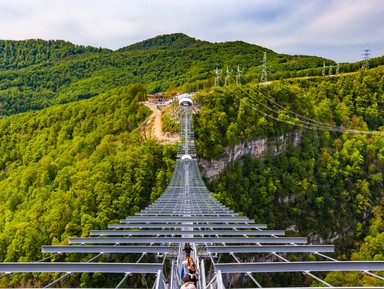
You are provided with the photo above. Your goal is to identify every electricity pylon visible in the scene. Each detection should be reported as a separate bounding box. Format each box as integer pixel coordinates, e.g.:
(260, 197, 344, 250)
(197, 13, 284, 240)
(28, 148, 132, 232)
(224, 66, 231, 86)
(236, 65, 243, 84)
(214, 67, 221, 86)
(260, 52, 268, 83)
(362, 44, 371, 70)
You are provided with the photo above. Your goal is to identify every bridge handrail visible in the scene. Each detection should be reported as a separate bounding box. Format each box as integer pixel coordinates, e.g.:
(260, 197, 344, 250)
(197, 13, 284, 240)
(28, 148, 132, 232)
(153, 269, 168, 289)
(200, 259, 206, 289)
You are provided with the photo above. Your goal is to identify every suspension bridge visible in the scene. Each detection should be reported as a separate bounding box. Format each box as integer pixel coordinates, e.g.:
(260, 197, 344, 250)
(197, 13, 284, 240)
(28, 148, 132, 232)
(1, 95, 384, 288)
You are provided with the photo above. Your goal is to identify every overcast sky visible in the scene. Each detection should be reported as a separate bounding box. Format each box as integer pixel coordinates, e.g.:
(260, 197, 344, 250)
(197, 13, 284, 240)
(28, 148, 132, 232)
(0, 0, 383, 63)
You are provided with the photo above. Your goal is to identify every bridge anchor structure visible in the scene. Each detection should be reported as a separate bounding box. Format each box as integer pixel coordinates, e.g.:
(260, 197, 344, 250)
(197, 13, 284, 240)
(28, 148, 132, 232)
(1, 96, 384, 288)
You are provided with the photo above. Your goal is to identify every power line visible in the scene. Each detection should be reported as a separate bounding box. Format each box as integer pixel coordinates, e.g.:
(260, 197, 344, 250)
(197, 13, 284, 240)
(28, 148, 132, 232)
(225, 76, 383, 135)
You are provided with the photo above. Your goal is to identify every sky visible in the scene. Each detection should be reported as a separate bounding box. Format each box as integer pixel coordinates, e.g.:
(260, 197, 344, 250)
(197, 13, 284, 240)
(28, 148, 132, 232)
(0, 0, 383, 63)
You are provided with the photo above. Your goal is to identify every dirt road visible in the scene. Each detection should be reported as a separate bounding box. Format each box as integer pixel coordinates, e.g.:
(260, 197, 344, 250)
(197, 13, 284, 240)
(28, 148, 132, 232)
(143, 102, 179, 144)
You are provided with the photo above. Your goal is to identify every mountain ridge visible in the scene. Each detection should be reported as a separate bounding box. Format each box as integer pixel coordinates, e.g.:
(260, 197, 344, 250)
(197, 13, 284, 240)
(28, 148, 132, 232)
(0, 33, 383, 118)
(118, 32, 211, 51)
(0, 39, 109, 70)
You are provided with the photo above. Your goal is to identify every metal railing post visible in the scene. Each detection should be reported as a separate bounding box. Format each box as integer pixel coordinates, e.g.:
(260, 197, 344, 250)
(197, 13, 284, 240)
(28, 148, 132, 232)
(170, 259, 175, 289)
(217, 270, 225, 289)
(200, 259, 206, 289)
(154, 270, 161, 289)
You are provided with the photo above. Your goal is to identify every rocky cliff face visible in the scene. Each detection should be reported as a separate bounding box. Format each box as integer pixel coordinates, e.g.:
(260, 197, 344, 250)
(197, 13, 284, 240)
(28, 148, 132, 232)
(199, 132, 302, 180)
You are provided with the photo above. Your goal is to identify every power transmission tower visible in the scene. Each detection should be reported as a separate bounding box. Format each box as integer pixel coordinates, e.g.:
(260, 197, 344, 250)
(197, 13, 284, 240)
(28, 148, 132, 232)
(362, 44, 371, 70)
(236, 65, 243, 84)
(260, 52, 268, 83)
(224, 66, 231, 86)
(322, 63, 326, 76)
(214, 67, 221, 86)
(173, 95, 176, 115)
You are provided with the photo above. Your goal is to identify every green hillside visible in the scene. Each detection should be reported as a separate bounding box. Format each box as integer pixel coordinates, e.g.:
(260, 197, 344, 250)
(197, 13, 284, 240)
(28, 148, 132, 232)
(118, 33, 211, 51)
(0, 84, 177, 287)
(0, 33, 383, 286)
(198, 65, 384, 225)
(197, 66, 384, 286)
(0, 39, 108, 70)
(1, 34, 383, 118)
(0, 33, 339, 116)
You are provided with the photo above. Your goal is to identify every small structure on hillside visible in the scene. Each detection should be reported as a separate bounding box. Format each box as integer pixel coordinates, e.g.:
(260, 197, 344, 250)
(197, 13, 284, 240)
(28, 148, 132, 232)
(147, 93, 166, 103)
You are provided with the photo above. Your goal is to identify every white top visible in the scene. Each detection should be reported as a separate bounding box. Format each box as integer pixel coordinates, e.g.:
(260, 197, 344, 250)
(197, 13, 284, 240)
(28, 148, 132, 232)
(181, 259, 189, 277)
(181, 154, 192, 160)
(179, 97, 193, 106)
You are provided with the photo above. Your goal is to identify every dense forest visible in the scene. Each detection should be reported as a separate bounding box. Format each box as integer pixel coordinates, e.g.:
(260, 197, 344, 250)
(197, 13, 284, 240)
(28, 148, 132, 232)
(196, 66, 384, 286)
(4, 33, 384, 117)
(0, 84, 177, 287)
(0, 33, 383, 286)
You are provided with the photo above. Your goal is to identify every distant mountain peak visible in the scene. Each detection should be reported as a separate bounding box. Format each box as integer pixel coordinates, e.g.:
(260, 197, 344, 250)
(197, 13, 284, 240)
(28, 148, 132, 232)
(118, 33, 210, 52)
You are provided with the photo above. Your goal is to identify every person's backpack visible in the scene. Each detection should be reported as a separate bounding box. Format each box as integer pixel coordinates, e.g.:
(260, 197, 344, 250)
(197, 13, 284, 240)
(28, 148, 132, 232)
(188, 272, 197, 280)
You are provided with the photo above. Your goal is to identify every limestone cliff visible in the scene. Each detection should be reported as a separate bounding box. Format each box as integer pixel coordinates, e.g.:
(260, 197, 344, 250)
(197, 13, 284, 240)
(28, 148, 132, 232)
(199, 132, 302, 180)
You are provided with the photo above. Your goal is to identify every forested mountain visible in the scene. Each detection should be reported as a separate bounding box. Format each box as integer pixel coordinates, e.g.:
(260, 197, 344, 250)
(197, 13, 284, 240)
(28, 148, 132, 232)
(0, 33, 383, 286)
(0, 33, 344, 116)
(0, 39, 108, 70)
(118, 33, 211, 51)
(1, 33, 383, 118)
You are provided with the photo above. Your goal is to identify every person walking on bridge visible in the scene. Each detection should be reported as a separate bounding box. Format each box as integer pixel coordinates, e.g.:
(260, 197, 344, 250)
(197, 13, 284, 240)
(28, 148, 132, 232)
(181, 256, 189, 278)
(187, 256, 199, 287)
(183, 242, 193, 257)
